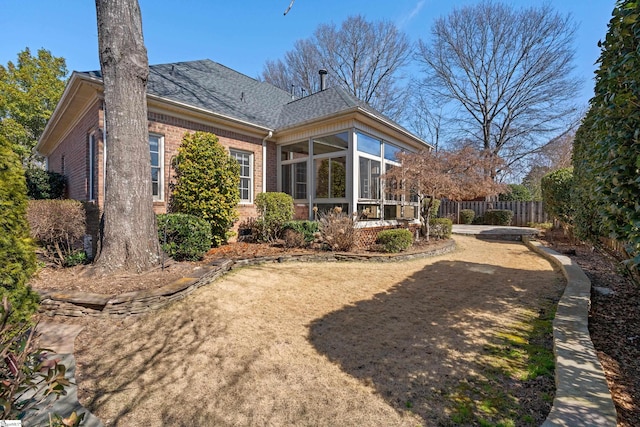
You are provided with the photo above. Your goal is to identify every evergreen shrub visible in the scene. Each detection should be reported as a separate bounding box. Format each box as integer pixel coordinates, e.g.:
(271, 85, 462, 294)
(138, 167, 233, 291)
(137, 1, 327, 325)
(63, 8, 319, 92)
(376, 229, 413, 253)
(484, 209, 514, 226)
(460, 209, 475, 224)
(157, 213, 212, 261)
(0, 135, 38, 324)
(254, 192, 294, 242)
(170, 132, 240, 247)
(429, 218, 453, 239)
(282, 220, 318, 243)
(24, 167, 65, 199)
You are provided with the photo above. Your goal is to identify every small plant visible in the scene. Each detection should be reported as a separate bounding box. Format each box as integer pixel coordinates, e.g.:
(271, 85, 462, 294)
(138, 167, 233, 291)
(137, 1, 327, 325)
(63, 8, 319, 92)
(282, 220, 319, 243)
(376, 229, 413, 253)
(429, 218, 452, 239)
(254, 192, 294, 242)
(64, 250, 88, 267)
(460, 209, 475, 224)
(318, 207, 357, 251)
(26, 199, 86, 267)
(0, 297, 75, 421)
(157, 213, 213, 261)
(484, 209, 514, 226)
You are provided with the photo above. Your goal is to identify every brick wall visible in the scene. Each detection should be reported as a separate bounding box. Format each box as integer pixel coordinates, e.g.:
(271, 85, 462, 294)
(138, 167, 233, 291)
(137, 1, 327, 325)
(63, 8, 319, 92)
(47, 101, 102, 201)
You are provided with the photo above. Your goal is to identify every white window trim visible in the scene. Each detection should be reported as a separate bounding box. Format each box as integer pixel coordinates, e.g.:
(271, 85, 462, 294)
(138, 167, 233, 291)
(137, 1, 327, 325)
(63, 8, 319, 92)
(150, 134, 164, 202)
(230, 149, 253, 204)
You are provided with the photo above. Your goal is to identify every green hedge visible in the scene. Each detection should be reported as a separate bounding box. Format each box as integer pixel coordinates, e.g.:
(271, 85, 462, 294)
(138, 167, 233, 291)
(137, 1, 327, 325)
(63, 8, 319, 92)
(484, 209, 514, 226)
(541, 168, 574, 227)
(158, 213, 212, 261)
(460, 209, 475, 224)
(429, 218, 452, 239)
(376, 229, 413, 253)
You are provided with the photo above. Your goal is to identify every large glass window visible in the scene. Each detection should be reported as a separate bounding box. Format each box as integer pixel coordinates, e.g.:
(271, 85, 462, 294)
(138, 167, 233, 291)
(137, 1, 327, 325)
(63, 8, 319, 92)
(230, 150, 252, 203)
(282, 162, 307, 200)
(384, 142, 401, 161)
(313, 132, 348, 155)
(149, 134, 163, 200)
(357, 132, 381, 156)
(315, 157, 346, 198)
(359, 157, 380, 199)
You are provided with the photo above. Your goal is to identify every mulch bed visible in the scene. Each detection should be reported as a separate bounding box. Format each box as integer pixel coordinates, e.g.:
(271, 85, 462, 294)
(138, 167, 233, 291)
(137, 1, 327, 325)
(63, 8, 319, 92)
(539, 230, 640, 427)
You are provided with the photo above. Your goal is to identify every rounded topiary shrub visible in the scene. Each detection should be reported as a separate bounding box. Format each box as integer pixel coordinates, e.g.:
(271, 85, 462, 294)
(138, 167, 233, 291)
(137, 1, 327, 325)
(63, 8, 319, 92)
(157, 213, 213, 261)
(484, 209, 514, 226)
(429, 218, 453, 239)
(376, 229, 413, 253)
(460, 209, 475, 224)
(0, 135, 38, 325)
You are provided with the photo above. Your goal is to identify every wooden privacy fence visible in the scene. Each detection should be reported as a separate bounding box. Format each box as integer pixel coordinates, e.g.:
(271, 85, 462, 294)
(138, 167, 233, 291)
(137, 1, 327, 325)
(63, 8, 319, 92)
(438, 201, 550, 226)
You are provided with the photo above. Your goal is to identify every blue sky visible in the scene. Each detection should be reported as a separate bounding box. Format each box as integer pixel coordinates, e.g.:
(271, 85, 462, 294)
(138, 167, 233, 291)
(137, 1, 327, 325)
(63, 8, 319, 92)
(0, 0, 614, 109)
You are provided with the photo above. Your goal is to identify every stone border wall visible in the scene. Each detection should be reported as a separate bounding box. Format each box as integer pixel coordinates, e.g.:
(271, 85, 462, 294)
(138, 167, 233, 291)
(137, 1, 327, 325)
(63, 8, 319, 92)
(38, 240, 456, 318)
(523, 237, 617, 427)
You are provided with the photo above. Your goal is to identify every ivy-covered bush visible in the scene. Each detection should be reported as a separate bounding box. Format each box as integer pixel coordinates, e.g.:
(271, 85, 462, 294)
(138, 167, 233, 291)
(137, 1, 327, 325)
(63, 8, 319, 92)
(481, 209, 513, 226)
(429, 218, 452, 239)
(319, 207, 356, 251)
(170, 132, 240, 247)
(282, 220, 318, 243)
(254, 192, 294, 242)
(157, 213, 212, 261)
(422, 197, 441, 221)
(376, 229, 413, 253)
(0, 134, 38, 325)
(460, 209, 475, 224)
(27, 199, 85, 267)
(541, 168, 574, 227)
(24, 167, 66, 199)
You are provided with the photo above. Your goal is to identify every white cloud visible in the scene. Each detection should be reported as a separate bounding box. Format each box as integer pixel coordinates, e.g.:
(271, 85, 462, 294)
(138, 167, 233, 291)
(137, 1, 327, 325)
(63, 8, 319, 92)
(397, 0, 426, 28)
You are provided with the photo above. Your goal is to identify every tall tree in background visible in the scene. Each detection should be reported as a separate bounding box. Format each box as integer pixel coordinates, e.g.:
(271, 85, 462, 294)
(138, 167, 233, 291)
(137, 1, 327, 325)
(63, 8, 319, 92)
(0, 48, 67, 166)
(262, 15, 411, 120)
(93, 0, 160, 273)
(415, 2, 580, 178)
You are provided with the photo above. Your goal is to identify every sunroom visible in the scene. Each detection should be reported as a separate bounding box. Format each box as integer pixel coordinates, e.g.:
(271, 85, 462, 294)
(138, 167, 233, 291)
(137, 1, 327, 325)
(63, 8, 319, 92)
(277, 128, 426, 225)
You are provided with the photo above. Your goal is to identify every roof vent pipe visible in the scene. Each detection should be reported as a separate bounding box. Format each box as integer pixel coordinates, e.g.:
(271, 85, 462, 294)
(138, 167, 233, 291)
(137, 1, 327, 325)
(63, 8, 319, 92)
(319, 69, 327, 91)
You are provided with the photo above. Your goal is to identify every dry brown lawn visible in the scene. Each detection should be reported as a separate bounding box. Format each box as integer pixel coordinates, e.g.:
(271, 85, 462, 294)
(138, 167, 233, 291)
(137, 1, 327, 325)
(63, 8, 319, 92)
(73, 236, 563, 426)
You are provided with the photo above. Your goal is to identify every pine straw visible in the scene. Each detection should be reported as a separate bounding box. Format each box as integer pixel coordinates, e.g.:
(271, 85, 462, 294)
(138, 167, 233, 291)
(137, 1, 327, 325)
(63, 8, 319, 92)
(71, 236, 563, 426)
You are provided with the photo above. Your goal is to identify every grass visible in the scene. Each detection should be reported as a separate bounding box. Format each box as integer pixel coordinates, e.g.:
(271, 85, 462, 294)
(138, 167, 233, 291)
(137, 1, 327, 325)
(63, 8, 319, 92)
(445, 299, 557, 426)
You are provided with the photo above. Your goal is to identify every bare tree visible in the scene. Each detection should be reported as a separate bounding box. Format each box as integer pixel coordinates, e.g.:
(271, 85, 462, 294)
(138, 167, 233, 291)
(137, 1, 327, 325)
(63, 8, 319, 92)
(262, 15, 411, 120)
(384, 147, 505, 240)
(94, 0, 160, 273)
(416, 1, 580, 179)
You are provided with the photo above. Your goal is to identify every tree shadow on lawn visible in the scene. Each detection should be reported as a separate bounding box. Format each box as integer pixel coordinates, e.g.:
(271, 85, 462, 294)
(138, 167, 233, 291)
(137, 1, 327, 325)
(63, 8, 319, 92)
(308, 258, 563, 425)
(74, 297, 231, 426)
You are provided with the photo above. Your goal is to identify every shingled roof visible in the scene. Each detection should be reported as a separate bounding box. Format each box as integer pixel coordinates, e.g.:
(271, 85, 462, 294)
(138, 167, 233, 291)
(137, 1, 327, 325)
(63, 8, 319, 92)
(79, 59, 418, 138)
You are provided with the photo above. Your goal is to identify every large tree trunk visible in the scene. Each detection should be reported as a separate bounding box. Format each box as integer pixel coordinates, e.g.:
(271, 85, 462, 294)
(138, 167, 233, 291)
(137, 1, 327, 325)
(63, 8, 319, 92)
(93, 0, 160, 273)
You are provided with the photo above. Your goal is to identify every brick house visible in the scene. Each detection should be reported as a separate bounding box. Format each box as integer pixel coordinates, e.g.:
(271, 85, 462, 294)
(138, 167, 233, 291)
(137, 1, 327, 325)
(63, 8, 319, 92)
(37, 59, 431, 245)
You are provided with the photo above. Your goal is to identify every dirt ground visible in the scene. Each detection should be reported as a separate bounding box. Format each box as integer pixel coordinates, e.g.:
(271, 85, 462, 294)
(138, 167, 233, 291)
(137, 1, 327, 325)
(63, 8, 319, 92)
(56, 236, 564, 426)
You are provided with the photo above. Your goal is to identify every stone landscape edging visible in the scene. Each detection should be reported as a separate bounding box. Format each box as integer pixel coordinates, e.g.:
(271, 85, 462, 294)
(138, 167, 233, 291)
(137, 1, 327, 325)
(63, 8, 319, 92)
(37, 239, 456, 317)
(523, 237, 618, 427)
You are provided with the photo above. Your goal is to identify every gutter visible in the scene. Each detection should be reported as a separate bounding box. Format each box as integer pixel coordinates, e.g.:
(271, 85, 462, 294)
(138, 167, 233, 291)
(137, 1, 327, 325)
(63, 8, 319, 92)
(262, 131, 273, 193)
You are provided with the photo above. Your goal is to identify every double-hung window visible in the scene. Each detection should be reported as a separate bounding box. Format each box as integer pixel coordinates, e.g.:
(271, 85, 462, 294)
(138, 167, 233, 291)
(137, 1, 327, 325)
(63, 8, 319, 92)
(230, 149, 253, 203)
(149, 134, 164, 201)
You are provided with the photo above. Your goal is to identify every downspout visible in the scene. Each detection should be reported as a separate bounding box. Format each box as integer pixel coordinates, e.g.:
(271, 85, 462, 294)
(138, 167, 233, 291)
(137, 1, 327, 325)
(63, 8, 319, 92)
(262, 130, 273, 193)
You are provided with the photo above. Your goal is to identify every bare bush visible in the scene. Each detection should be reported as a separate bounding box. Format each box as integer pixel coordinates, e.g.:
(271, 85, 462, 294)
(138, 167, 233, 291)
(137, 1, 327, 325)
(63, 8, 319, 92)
(318, 207, 357, 251)
(283, 229, 306, 249)
(27, 200, 85, 266)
